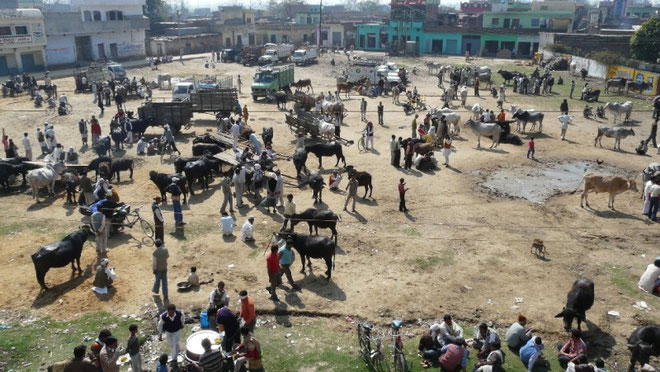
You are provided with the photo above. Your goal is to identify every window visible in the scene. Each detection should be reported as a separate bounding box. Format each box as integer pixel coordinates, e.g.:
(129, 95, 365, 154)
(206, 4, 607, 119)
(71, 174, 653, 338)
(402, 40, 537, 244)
(512, 18, 520, 28)
(246, 18, 251, 24)
(0, 26, 11, 35)
(14, 26, 28, 35)
(83, 10, 92, 22)
(106, 11, 123, 21)
(93, 11, 101, 21)
(491, 17, 499, 25)
(531, 18, 539, 26)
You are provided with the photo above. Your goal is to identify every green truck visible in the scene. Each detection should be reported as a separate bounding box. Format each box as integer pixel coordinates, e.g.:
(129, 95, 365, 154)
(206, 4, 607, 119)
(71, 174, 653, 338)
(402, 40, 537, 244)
(251, 64, 295, 101)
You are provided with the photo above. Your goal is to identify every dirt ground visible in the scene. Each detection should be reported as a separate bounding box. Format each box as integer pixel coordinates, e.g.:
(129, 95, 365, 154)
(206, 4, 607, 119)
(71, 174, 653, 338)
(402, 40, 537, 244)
(0, 53, 658, 365)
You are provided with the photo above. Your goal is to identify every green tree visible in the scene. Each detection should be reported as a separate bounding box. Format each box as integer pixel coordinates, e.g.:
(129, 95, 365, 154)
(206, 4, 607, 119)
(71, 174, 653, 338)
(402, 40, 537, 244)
(144, 0, 168, 26)
(357, 0, 380, 13)
(630, 17, 660, 63)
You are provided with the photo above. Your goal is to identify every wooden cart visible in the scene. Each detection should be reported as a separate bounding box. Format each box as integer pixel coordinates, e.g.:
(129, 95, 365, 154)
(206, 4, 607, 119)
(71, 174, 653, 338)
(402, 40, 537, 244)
(284, 113, 354, 146)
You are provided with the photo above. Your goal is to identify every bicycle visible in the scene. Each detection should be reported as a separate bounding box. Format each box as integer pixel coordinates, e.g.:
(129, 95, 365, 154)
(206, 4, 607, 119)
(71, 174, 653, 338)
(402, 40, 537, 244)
(357, 131, 366, 152)
(390, 320, 408, 372)
(358, 321, 391, 372)
(120, 206, 155, 245)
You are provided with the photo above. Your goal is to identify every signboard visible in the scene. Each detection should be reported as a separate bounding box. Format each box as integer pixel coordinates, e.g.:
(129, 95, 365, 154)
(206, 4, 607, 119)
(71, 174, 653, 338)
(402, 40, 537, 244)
(0, 35, 32, 44)
(117, 42, 145, 57)
(607, 65, 660, 96)
(31, 22, 44, 43)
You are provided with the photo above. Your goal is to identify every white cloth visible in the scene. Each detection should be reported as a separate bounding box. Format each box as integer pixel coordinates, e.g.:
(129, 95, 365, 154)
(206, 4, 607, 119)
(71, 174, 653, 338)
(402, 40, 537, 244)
(241, 221, 254, 242)
(558, 114, 572, 129)
(638, 263, 660, 292)
(165, 330, 181, 359)
(650, 184, 660, 198)
(439, 320, 464, 340)
(643, 180, 653, 214)
(21, 136, 31, 150)
(221, 216, 235, 235)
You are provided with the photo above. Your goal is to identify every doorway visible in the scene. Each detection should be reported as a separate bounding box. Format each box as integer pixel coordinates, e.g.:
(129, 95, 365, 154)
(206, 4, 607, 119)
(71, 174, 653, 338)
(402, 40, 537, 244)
(0, 56, 8, 75)
(97, 43, 106, 60)
(20, 53, 35, 72)
(110, 43, 118, 59)
(431, 39, 443, 53)
(75, 36, 93, 61)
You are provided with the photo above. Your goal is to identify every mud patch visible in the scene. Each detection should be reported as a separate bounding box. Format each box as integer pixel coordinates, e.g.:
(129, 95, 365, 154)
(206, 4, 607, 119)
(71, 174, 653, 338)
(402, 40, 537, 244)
(475, 160, 621, 203)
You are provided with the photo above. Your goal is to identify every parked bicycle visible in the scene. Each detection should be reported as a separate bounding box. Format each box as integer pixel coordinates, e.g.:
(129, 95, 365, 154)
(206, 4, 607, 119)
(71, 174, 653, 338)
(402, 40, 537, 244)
(357, 131, 367, 152)
(120, 206, 155, 245)
(390, 320, 408, 372)
(358, 321, 391, 372)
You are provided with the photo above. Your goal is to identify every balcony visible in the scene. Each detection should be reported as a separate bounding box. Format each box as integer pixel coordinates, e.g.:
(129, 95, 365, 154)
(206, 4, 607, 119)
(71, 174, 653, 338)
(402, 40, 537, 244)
(45, 13, 149, 35)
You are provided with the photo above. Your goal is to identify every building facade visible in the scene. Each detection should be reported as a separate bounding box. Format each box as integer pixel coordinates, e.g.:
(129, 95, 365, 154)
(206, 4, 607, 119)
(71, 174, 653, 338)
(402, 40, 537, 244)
(44, 0, 148, 66)
(0, 8, 47, 75)
(212, 7, 256, 47)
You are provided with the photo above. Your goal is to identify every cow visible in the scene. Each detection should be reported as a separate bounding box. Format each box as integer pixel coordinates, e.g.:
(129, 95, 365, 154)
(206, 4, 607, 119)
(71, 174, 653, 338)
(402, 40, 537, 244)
(626, 325, 660, 372)
(27, 162, 66, 202)
(291, 79, 313, 93)
(273, 91, 288, 109)
(149, 171, 188, 204)
(512, 110, 544, 133)
(625, 80, 652, 95)
(183, 157, 220, 195)
(438, 109, 462, 135)
(304, 142, 346, 169)
(278, 232, 336, 280)
(300, 172, 325, 204)
(594, 126, 635, 150)
(289, 208, 340, 244)
(315, 119, 335, 141)
(336, 82, 360, 98)
(554, 278, 594, 332)
(174, 156, 200, 174)
(498, 69, 517, 85)
(128, 118, 154, 138)
(0, 162, 32, 190)
(192, 143, 224, 156)
(292, 149, 309, 178)
(471, 103, 484, 120)
(31, 226, 92, 290)
(573, 174, 638, 209)
(345, 165, 373, 199)
(463, 119, 501, 149)
(414, 142, 434, 155)
(605, 78, 627, 94)
(87, 156, 112, 180)
(321, 100, 345, 116)
(603, 101, 633, 124)
(109, 158, 134, 183)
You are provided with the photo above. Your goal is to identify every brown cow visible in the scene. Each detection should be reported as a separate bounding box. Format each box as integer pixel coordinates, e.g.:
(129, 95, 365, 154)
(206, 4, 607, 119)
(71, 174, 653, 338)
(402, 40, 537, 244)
(573, 174, 638, 209)
(413, 142, 434, 155)
(336, 82, 360, 99)
(291, 79, 313, 94)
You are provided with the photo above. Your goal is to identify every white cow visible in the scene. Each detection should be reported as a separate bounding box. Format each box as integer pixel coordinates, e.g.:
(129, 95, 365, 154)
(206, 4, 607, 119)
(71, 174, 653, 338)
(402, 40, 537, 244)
(439, 108, 461, 135)
(471, 103, 484, 120)
(315, 119, 335, 141)
(464, 119, 501, 148)
(27, 162, 65, 202)
(459, 85, 468, 107)
(604, 101, 633, 124)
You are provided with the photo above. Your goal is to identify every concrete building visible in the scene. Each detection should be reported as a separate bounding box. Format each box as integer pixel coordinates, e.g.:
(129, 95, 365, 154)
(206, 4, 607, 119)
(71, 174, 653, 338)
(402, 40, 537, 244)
(0, 8, 47, 75)
(212, 7, 256, 47)
(255, 22, 316, 45)
(0, 0, 43, 10)
(44, 0, 148, 66)
(148, 34, 221, 56)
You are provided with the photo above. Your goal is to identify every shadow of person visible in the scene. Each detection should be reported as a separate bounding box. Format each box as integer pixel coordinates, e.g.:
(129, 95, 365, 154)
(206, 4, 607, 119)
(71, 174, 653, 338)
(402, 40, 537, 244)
(582, 319, 616, 359)
(94, 286, 117, 302)
(283, 290, 305, 309)
(222, 234, 237, 243)
(273, 301, 292, 327)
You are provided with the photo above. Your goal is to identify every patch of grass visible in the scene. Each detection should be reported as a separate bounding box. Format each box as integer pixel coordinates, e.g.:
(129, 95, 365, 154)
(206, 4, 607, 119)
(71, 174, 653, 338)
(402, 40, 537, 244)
(409, 252, 455, 271)
(401, 226, 421, 236)
(169, 222, 215, 241)
(0, 219, 59, 236)
(609, 264, 660, 309)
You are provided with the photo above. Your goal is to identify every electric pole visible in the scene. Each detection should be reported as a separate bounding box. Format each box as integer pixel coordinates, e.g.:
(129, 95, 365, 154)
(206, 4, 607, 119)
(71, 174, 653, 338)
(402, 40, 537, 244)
(318, 0, 322, 47)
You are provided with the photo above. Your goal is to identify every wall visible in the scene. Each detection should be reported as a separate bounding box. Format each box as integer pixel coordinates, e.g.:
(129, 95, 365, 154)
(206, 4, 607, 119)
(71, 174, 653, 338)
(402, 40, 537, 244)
(90, 30, 145, 60)
(607, 65, 660, 95)
(420, 32, 462, 54)
(45, 34, 75, 65)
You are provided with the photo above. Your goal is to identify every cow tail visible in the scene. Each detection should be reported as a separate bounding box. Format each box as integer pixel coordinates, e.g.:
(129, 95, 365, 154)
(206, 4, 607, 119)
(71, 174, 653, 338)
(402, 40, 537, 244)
(571, 176, 585, 194)
(333, 244, 336, 270)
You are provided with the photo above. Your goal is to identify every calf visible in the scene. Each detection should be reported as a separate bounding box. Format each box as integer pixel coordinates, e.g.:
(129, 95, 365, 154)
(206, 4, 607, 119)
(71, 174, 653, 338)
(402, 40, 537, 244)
(345, 165, 373, 199)
(574, 174, 638, 209)
(627, 325, 660, 372)
(304, 142, 346, 169)
(87, 156, 112, 180)
(109, 158, 134, 182)
(149, 171, 188, 203)
(31, 226, 92, 290)
(192, 143, 223, 156)
(278, 232, 336, 280)
(290, 208, 339, 244)
(555, 278, 594, 331)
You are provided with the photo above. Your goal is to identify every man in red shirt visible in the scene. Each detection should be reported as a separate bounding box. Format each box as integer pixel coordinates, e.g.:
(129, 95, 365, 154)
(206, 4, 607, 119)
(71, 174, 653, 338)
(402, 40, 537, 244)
(266, 244, 281, 301)
(399, 178, 409, 212)
(527, 137, 535, 159)
(90, 116, 101, 144)
(239, 290, 256, 332)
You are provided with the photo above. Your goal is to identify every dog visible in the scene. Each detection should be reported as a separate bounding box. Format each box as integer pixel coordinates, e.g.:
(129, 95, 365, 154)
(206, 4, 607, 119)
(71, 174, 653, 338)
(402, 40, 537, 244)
(531, 239, 547, 258)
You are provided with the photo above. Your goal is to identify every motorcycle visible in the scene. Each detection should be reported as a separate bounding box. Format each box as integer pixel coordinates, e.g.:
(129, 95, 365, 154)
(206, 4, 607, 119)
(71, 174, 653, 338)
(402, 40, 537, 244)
(34, 94, 43, 108)
(583, 105, 592, 119)
(80, 202, 129, 236)
(402, 101, 415, 115)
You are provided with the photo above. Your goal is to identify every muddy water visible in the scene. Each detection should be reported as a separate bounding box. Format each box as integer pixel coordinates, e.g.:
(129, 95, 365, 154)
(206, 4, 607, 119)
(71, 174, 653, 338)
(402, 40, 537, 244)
(477, 160, 620, 203)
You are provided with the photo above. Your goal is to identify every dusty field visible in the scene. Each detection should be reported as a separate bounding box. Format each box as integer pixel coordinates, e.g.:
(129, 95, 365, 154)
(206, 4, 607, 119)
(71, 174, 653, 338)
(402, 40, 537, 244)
(0, 53, 658, 365)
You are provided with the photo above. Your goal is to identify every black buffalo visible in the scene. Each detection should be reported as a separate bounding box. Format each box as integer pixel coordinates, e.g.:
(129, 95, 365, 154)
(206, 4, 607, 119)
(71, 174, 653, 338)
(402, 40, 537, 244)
(292, 149, 309, 178)
(0, 158, 37, 189)
(278, 232, 336, 280)
(498, 69, 517, 85)
(31, 226, 92, 290)
(88, 156, 112, 180)
(94, 136, 112, 157)
(304, 142, 346, 169)
(300, 172, 325, 204)
(627, 325, 660, 372)
(174, 156, 200, 174)
(193, 134, 231, 147)
(345, 165, 373, 199)
(555, 278, 595, 331)
(184, 157, 220, 195)
(192, 143, 224, 156)
(129, 118, 154, 137)
(149, 171, 188, 203)
(290, 208, 339, 243)
(109, 158, 134, 182)
(262, 127, 274, 147)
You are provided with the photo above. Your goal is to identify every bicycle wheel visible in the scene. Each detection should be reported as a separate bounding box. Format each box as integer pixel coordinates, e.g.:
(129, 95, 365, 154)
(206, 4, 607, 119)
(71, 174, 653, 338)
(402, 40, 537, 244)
(140, 219, 154, 238)
(358, 137, 365, 152)
(372, 354, 391, 372)
(393, 350, 408, 372)
(66, 103, 73, 114)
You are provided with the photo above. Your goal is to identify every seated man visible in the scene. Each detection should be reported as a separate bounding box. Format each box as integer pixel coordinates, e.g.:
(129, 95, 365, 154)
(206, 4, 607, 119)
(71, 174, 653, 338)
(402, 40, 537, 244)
(92, 258, 116, 295)
(638, 256, 660, 295)
(438, 337, 468, 372)
(419, 330, 440, 368)
(520, 336, 548, 372)
(505, 314, 534, 351)
(636, 140, 648, 155)
(558, 329, 587, 368)
(329, 171, 342, 191)
(474, 341, 505, 372)
(436, 314, 464, 347)
(417, 152, 438, 171)
(471, 322, 500, 360)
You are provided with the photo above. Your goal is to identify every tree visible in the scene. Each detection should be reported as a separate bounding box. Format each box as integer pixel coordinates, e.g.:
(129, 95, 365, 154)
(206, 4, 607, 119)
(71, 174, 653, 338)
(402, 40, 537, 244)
(630, 17, 660, 63)
(357, 0, 379, 13)
(144, 0, 168, 26)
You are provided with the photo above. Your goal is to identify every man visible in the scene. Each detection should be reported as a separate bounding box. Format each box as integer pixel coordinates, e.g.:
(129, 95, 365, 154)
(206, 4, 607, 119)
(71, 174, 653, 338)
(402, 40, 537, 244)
(220, 173, 234, 214)
(162, 124, 181, 156)
(137, 136, 146, 155)
(558, 113, 572, 141)
(648, 180, 660, 221)
(63, 344, 96, 372)
(497, 110, 506, 123)
(37, 128, 48, 155)
(231, 120, 240, 149)
(474, 79, 480, 97)
(21, 132, 32, 160)
(377, 77, 385, 96)
(437, 314, 464, 346)
(197, 338, 224, 372)
(377, 101, 384, 125)
(527, 137, 535, 159)
(390, 135, 399, 167)
(360, 98, 367, 122)
(560, 99, 569, 115)
(239, 290, 256, 331)
(520, 336, 547, 372)
(471, 322, 500, 359)
(78, 119, 88, 147)
(344, 174, 358, 212)
(209, 281, 230, 308)
(558, 329, 587, 368)
(443, 136, 452, 167)
(216, 304, 240, 352)
(266, 244, 281, 301)
(90, 116, 101, 144)
(99, 336, 120, 372)
(88, 329, 111, 370)
(237, 75, 242, 94)
(412, 115, 419, 138)
(45, 125, 57, 151)
(282, 194, 295, 231)
(638, 256, 660, 294)
(335, 111, 342, 138)
(166, 178, 185, 226)
(158, 304, 184, 360)
(124, 118, 133, 145)
(221, 212, 235, 237)
(570, 80, 576, 99)
(152, 197, 164, 243)
(438, 338, 468, 372)
(398, 178, 409, 212)
(278, 240, 300, 290)
(233, 166, 247, 209)
(364, 121, 374, 150)
(506, 314, 534, 351)
(236, 327, 264, 372)
(152, 238, 169, 300)
(92, 258, 115, 294)
(127, 324, 142, 372)
(329, 171, 342, 191)
(249, 132, 262, 155)
(275, 169, 284, 207)
(241, 216, 255, 242)
(405, 139, 415, 170)
(90, 204, 108, 255)
(647, 120, 658, 148)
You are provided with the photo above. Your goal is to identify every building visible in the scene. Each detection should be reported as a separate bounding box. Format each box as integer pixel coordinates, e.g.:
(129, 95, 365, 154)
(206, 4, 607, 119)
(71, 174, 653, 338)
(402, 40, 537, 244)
(0, 0, 43, 10)
(0, 8, 47, 75)
(212, 7, 256, 47)
(148, 34, 221, 56)
(255, 22, 316, 45)
(44, 0, 148, 66)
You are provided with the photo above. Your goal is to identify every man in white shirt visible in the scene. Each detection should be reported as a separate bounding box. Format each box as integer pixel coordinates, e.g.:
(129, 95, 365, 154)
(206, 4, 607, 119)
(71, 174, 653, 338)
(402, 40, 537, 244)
(241, 217, 255, 242)
(21, 132, 32, 160)
(647, 181, 660, 221)
(638, 257, 660, 294)
(220, 212, 234, 237)
(558, 114, 572, 141)
(275, 170, 284, 207)
(231, 121, 240, 149)
(436, 314, 464, 346)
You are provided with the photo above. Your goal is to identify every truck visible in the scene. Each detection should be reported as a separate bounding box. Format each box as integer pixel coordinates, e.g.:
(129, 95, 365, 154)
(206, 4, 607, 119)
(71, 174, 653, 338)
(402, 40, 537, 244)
(258, 43, 294, 65)
(251, 64, 295, 101)
(189, 88, 239, 117)
(171, 75, 234, 101)
(292, 47, 318, 66)
(345, 60, 400, 85)
(136, 101, 193, 134)
(241, 45, 264, 66)
(221, 48, 242, 63)
(107, 63, 126, 80)
(73, 62, 113, 92)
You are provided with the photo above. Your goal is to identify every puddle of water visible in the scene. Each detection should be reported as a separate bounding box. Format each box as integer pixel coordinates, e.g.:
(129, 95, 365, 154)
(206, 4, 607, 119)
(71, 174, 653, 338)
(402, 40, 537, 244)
(477, 160, 619, 203)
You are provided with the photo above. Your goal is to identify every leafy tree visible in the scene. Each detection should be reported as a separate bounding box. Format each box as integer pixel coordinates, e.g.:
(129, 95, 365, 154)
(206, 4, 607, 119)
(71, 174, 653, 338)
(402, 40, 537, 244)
(357, 0, 379, 13)
(144, 0, 168, 25)
(630, 17, 660, 63)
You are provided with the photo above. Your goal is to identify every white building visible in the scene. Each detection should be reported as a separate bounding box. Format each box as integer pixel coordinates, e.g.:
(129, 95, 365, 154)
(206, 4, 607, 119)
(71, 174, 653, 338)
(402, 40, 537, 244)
(0, 8, 47, 75)
(44, 0, 148, 66)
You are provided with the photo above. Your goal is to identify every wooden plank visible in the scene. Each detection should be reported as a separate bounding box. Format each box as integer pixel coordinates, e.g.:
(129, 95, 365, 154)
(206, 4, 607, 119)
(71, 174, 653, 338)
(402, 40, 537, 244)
(212, 151, 239, 167)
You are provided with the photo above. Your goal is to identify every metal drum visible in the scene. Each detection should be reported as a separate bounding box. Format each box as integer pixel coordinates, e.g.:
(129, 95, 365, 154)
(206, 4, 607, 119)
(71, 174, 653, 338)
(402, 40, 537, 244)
(184, 330, 223, 362)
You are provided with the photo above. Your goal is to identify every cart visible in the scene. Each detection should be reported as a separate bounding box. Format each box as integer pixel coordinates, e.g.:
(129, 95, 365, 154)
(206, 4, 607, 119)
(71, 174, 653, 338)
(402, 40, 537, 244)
(285, 112, 354, 146)
(292, 91, 316, 112)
